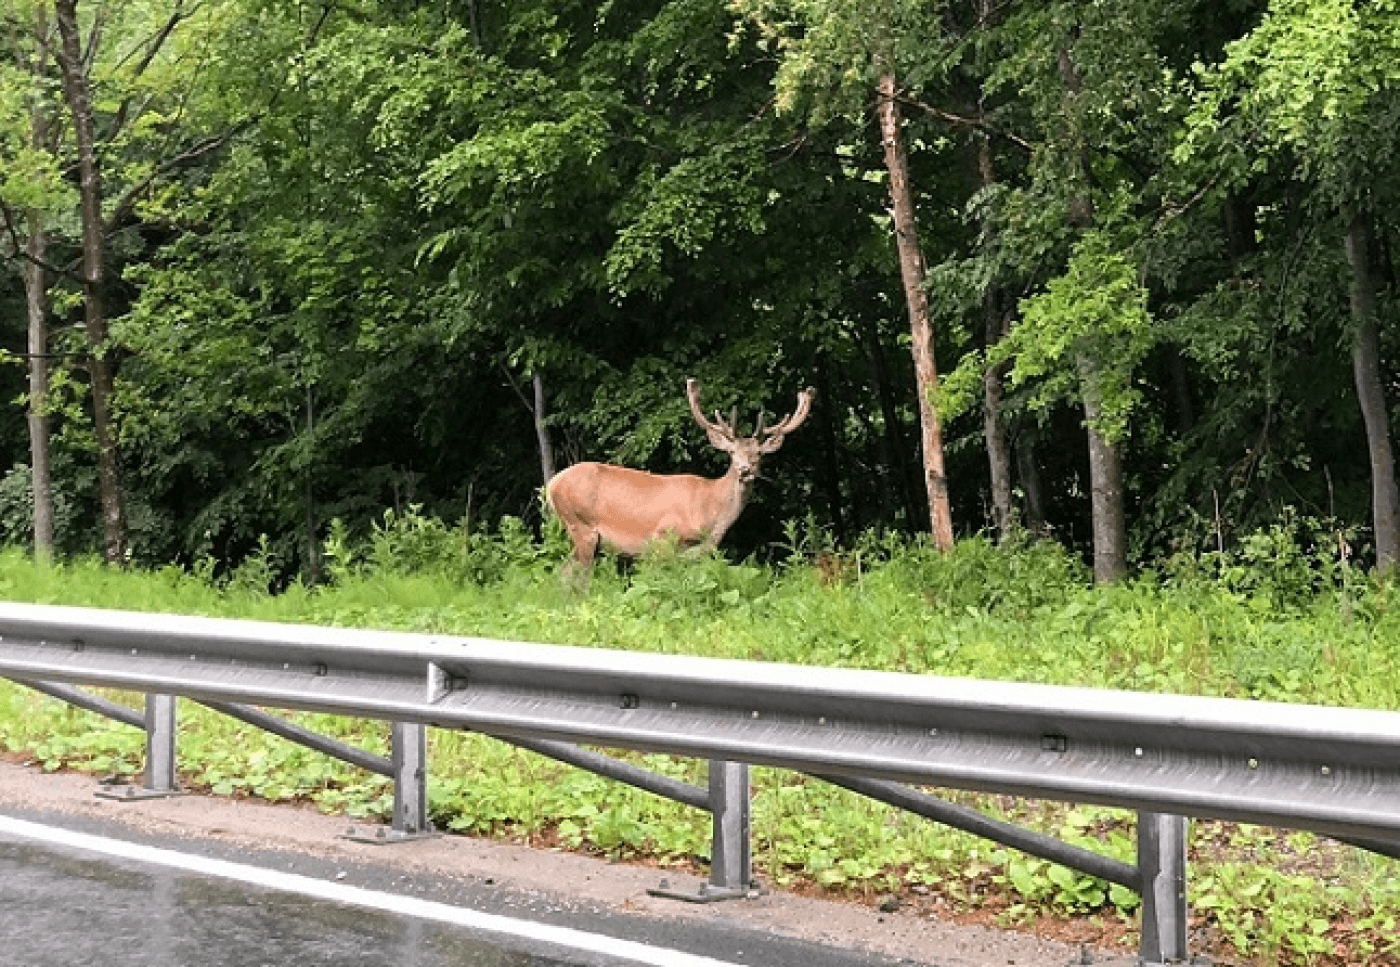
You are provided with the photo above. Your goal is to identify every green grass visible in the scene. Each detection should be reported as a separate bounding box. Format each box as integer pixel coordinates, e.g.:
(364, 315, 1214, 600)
(0, 515, 1396, 965)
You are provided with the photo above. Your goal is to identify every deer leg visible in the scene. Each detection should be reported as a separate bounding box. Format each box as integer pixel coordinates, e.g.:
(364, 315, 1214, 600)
(560, 526, 601, 589)
(570, 527, 600, 567)
(556, 527, 598, 592)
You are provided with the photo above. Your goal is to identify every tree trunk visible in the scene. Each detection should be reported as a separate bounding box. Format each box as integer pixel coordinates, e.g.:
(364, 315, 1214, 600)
(1345, 208, 1400, 571)
(532, 370, 556, 484)
(23, 214, 55, 564)
(983, 296, 1014, 538)
(55, 0, 128, 566)
(1057, 42, 1127, 583)
(21, 6, 56, 564)
(877, 71, 954, 552)
(1167, 346, 1195, 436)
(814, 355, 847, 543)
(304, 385, 322, 584)
(862, 319, 920, 529)
(1014, 433, 1047, 534)
(1078, 355, 1128, 583)
(974, 130, 1014, 539)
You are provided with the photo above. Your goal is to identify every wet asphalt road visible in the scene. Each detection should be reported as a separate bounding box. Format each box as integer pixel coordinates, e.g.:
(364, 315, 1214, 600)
(0, 831, 549, 967)
(0, 809, 928, 967)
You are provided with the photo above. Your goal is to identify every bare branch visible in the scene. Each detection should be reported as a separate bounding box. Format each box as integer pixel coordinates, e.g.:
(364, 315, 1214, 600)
(83, 1, 107, 76)
(0, 202, 82, 282)
(898, 93, 1034, 152)
(102, 123, 251, 235)
(108, 1, 200, 142)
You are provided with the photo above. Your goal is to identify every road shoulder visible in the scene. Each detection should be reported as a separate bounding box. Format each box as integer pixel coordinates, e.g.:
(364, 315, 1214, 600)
(0, 760, 1115, 967)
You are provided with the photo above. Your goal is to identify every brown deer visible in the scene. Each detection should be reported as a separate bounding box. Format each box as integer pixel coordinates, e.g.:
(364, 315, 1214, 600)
(547, 378, 815, 569)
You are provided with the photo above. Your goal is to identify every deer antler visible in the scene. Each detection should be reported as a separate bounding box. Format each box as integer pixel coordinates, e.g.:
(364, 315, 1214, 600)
(689, 378, 814, 452)
(759, 387, 816, 450)
(687, 378, 736, 445)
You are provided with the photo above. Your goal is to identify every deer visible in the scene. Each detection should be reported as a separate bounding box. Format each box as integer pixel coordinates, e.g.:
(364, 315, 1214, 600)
(546, 378, 815, 571)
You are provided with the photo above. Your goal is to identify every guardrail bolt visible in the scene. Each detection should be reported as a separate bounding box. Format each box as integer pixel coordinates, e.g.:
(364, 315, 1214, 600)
(619, 693, 640, 709)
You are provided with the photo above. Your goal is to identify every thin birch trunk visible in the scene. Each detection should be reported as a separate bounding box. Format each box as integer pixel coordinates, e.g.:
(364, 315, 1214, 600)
(304, 385, 322, 584)
(983, 295, 1014, 538)
(1078, 355, 1128, 583)
(1015, 435, 1047, 534)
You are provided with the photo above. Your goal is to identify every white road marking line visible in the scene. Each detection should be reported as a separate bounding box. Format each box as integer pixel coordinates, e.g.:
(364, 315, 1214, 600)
(0, 814, 745, 967)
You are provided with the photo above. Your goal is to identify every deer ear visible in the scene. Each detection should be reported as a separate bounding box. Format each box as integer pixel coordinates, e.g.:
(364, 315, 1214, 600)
(757, 433, 788, 454)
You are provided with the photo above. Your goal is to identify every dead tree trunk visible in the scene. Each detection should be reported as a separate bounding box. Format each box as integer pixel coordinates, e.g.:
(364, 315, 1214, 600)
(55, 0, 128, 565)
(1345, 207, 1400, 571)
(877, 70, 954, 552)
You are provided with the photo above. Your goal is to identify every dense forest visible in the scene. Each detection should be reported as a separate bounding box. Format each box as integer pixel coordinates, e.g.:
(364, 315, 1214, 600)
(1, 0, 1397, 583)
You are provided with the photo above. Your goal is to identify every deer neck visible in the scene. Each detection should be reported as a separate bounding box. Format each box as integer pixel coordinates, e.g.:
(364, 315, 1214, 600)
(705, 462, 755, 537)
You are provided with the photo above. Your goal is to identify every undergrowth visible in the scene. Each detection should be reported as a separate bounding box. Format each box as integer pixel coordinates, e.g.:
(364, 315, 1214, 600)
(0, 506, 1395, 965)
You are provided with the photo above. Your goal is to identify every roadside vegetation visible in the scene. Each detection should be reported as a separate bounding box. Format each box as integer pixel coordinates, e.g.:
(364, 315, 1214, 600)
(0, 511, 1397, 965)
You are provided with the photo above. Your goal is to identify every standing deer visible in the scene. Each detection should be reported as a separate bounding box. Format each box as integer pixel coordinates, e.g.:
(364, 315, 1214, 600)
(547, 378, 815, 569)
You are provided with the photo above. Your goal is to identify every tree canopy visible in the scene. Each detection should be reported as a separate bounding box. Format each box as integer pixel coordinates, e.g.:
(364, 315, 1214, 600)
(2, 0, 1398, 580)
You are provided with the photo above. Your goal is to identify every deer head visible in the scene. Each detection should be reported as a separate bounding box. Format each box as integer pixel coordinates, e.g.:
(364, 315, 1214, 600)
(685, 377, 814, 488)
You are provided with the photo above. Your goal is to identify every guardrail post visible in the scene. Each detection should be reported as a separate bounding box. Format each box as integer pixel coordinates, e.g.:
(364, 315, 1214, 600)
(1138, 811, 1188, 966)
(707, 759, 752, 895)
(143, 693, 179, 794)
(97, 691, 181, 800)
(391, 721, 430, 835)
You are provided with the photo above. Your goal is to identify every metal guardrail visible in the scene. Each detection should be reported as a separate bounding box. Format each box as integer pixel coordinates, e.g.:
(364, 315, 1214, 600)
(0, 602, 1396, 965)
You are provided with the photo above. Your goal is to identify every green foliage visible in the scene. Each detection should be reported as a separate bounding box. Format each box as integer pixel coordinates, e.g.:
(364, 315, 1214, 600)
(993, 231, 1155, 443)
(325, 505, 568, 588)
(623, 544, 770, 616)
(1189, 0, 1400, 201)
(0, 463, 78, 551)
(1161, 507, 1361, 608)
(1187, 822, 1400, 965)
